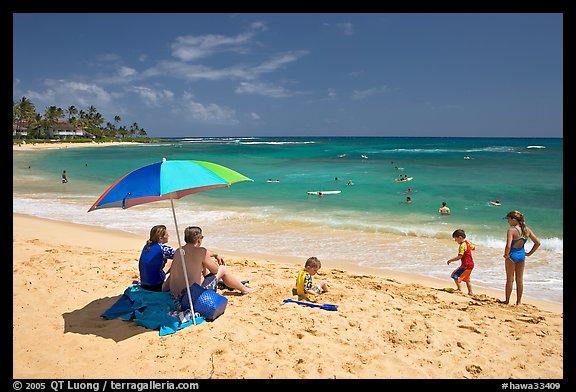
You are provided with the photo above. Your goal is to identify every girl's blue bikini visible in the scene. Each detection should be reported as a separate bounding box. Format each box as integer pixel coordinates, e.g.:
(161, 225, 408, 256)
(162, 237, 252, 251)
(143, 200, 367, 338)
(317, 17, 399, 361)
(508, 226, 527, 263)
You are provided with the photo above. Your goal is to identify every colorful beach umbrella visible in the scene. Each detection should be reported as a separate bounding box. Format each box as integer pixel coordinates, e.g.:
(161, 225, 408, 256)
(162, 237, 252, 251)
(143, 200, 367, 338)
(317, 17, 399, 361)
(88, 158, 253, 324)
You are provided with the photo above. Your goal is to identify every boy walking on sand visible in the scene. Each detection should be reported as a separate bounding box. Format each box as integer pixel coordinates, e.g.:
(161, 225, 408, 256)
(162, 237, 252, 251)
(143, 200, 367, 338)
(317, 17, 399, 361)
(447, 229, 475, 294)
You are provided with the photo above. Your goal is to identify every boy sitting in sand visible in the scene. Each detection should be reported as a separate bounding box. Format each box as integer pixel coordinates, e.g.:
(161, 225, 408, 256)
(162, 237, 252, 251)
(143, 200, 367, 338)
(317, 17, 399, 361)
(294, 256, 329, 302)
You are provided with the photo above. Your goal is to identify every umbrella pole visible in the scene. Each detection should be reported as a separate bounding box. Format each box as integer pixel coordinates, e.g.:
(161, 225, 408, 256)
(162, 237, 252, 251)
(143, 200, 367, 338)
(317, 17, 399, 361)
(170, 198, 197, 325)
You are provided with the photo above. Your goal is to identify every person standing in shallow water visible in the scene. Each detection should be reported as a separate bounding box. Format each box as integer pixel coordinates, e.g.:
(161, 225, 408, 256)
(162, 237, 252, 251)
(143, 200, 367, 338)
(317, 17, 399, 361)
(438, 201, 450, 215)
(61, 170, 68, 183)
(503, 210, 541, 305)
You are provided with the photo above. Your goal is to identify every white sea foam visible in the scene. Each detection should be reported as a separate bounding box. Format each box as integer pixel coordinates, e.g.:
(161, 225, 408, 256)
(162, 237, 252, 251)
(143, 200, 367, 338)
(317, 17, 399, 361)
(239, 141, 316, 145)
(13, 194, 563, 304)
(177, 137, 314, 145)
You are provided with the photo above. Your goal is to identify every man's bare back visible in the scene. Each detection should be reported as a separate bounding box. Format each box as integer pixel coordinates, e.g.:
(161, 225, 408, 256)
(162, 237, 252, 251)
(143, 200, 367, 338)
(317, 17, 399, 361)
(165, 243, 214, 298)
(163, 226, 256, 297)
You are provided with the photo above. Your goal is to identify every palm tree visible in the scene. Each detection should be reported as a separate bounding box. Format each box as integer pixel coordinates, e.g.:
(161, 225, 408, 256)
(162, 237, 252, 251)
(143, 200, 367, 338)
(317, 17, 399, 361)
(31, 113, 43, 129)
(12, 98, 150, 142)
(81, 106, 104, 136)
(66, 105, 78, 122)
(130, 122, 140, 138)
(13, 97, 37, 137)
(103, 122, 116, 139)
(87, 105, 98, 117)
(117, 125, 130, 139)
(43, 106, 65, 138)
(27, 113, 44, 139)
(77, 110, 87, 132)
(92, 112, 104, 128)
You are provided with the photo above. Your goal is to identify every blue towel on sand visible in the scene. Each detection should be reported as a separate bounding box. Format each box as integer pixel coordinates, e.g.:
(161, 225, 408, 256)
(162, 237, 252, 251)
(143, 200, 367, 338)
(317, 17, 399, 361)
(101, 285, 204, 336)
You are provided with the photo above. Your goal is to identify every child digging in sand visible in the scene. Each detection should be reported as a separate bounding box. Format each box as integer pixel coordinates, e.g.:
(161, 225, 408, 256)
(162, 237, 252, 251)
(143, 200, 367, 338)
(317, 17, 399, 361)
(294, 256, 329, 302)
(447, 229, 475, 295)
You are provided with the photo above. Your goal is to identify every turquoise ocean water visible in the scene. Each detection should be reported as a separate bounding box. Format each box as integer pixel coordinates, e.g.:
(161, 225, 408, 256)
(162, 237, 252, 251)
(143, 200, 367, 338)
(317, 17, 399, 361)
(13, 137, 563, 304)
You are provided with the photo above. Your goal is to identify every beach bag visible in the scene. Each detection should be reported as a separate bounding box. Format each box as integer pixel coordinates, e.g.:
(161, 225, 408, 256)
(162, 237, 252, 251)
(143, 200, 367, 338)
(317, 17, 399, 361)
(181, 283, 228, 321)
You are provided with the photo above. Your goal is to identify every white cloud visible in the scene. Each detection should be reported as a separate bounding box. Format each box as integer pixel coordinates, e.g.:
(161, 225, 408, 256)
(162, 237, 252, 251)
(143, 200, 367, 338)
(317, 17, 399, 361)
(72, 25, 307, 90)
(148, 49, 308, 83)
(170, 22, 268, 62)
(94, 65, 142, 85)
(252, 51, 308, 74)
(25, 79, 115, 110)
(13, 78, 21, 96)
(324, 22, 355, 36)
(118, 66, 138, 78)
(336, 22, 354, 36)
(249, 21, 268, 32)
(303, 88, 337, 104)
(235, 81, 293, 98)
(148, 62, 250, 81)
(129, 86, 174, 107)
(351, 85, 389, 100)
(171, 32, 256, 61)
(180, 92, 238, 124)
(250, 112, 261, 120)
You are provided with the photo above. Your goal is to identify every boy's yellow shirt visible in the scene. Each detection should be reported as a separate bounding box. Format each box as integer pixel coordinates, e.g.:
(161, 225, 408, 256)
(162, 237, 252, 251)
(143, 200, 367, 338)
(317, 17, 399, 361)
(296, 270, 315, 301)
(296, 270, 307, 296)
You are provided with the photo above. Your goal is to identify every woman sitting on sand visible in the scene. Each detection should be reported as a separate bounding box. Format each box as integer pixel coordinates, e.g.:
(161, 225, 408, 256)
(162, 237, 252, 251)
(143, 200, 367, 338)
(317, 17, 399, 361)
(138, 225, 175, 292)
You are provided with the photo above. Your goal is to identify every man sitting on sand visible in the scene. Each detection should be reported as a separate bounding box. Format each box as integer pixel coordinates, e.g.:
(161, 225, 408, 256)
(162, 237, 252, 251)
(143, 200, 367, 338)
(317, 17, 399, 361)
(163, 226, 256, 298)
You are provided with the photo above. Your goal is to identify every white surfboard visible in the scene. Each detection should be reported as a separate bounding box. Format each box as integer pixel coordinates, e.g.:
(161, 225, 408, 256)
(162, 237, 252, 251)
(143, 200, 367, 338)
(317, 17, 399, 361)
(307, 190, 341, 195)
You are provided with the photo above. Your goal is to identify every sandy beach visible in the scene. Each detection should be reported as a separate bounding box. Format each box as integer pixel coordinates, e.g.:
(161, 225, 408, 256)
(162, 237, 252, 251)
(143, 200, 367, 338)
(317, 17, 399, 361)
(13, 141, 141, 150)
(12, 213, 563, 379)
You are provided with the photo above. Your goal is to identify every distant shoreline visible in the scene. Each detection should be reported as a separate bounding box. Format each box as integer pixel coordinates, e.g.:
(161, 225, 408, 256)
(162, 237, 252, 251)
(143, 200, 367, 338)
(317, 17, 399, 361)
(13, 141, 142, 151)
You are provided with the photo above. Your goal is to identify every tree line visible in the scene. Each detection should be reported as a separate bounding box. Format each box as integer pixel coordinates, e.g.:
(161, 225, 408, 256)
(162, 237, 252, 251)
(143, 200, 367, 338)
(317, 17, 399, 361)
(13, 96, 149, 140)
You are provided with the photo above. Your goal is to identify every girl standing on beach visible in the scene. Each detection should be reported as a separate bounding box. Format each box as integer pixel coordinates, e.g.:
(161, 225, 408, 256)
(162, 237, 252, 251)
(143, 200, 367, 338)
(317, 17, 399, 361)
(503, 210, 541, 305)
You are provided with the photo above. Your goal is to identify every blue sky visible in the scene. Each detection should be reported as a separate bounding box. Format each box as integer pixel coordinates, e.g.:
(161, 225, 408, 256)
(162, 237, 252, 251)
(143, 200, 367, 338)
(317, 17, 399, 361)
(13, 13, 563, 138)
